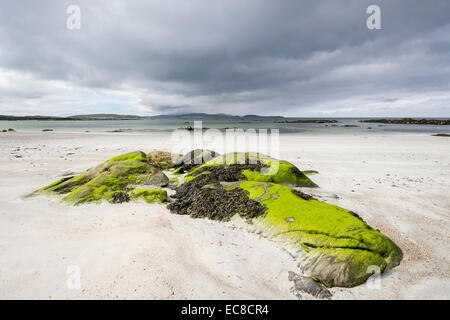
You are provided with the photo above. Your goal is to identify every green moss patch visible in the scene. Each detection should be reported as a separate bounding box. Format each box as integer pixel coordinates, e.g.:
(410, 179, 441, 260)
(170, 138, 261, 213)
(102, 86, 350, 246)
(106, 151, 148, 163)
(186, 152, 317, 187)
(147, 150, 182, 169)
(168, 160, 402, 288)
(131, 188, 167, 204)
(302, 170, 319, 175)
(239, 181, 402, 287)
(33, 151, 168, 205)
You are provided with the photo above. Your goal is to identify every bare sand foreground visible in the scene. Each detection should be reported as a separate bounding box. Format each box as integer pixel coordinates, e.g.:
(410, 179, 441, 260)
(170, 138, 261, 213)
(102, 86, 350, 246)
(0, 131, 449, 299)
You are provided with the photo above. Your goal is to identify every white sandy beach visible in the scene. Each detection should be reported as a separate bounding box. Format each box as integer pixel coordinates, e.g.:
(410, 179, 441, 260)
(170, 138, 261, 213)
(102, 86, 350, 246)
(0, 131, 449, 299)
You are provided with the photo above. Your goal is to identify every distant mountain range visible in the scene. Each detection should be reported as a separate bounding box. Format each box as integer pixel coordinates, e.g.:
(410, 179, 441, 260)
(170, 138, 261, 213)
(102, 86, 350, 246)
(147, 113, 285, 121)
(2, 113, 447, 122)
(0, 113, 286, 121)
(0, 114, 143, 121)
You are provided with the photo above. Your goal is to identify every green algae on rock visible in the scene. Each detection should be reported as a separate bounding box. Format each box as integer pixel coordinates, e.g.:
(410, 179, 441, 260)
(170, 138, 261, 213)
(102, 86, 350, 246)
(147, 150, 182, 169)
(33, 151, 168, 205)
(168, 172, 402, 288)
(239, 181, 402, 287)
(302, 170, 319, 175)
(131, 187, 167, 204)
(184, 152, 317, 187)
(105, 150, 148, 163)
(176, 149, 220, 172)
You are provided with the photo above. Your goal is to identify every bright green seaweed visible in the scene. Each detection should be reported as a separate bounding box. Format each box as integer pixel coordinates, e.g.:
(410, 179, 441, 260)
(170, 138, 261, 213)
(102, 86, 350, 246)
(131, 188, 167, 203)
(185, 152, 317, 187)
(238, 181, 402, 287)
(33, 151, 168, 205)
(105, 151, 148, 163)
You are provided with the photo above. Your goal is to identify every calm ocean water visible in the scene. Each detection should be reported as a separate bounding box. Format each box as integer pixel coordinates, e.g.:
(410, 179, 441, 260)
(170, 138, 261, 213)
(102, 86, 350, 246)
(0, 117, 449, 135)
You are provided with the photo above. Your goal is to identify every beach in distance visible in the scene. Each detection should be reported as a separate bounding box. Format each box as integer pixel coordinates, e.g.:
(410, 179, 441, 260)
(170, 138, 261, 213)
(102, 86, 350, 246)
(0, 125, 448, 299)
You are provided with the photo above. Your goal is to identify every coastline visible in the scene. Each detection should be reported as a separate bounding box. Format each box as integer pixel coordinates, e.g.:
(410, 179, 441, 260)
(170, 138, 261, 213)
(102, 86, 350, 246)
(0, 131, 449, 299)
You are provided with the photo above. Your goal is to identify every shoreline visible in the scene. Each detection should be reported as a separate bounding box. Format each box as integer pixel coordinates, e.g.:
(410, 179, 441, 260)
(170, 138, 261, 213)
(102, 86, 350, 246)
(1, 129, 449, 137)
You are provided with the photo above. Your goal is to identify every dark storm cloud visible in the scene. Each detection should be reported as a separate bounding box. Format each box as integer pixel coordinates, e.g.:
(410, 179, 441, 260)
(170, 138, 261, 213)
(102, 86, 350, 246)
(0, 0, 449, 116)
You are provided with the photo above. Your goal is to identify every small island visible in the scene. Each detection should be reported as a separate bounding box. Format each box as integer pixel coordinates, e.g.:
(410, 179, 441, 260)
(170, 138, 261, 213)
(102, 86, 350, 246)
(359, 118, 450, 125)
(0, 114, 143, 121)
(275, 119, 338, 124)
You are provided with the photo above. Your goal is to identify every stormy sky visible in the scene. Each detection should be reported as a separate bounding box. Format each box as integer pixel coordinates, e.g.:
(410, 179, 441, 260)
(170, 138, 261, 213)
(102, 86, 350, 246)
(0, 0, 449, 117)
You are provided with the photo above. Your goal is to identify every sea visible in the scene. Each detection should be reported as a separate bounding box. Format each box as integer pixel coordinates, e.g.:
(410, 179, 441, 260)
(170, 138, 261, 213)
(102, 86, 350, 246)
(0, 117, 449, 135)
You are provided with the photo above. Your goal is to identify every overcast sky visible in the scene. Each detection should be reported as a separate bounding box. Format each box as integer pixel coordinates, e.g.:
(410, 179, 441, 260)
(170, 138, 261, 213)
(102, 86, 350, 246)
(0, 0, 449, 117)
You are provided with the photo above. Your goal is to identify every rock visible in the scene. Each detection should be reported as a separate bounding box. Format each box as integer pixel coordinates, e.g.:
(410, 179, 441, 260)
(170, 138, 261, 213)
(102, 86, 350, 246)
(110, 191, 130, 203)
(168, 180, 267, 221)
(275, 120, 338, 124)
(32, 151, 168, 205)
(288, 271, 332, 299)
(130, 188, 167, 204)
(42, 129, 53, 132)
(360, 118, 450, 125)
(7, 128, 16, 132)
(106, 151, 148, 163)
(302, 170, 319, 175)
(239, 181, 402, 287)
(147, 151, 182, 169)
(183, 152, 317, 187)
(109, 129, 132, 133)
(432, 133, 450, 137)
(177, 149, 220, 171)
(292, 189, 316, 200)
(168, 158, 402, 288)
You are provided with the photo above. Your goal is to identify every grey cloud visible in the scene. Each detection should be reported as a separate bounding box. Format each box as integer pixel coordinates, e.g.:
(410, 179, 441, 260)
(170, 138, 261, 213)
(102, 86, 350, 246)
(0, 0, 449, 116)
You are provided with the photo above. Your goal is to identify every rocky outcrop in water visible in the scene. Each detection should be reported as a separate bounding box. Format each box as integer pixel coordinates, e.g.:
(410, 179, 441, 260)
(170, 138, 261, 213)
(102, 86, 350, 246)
(359, 118, 450, 125)
(432, 133, 450, 137)
(275, 120, 338, 124)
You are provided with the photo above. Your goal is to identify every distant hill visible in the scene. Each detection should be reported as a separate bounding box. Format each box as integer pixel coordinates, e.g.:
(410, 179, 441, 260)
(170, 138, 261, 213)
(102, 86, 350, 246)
(146, 113, 286, 121)
(67, 114, 142, 120)
(1, 112, 294, 121)
(0, 115, 64, 121)
(0, 114, 143, 121)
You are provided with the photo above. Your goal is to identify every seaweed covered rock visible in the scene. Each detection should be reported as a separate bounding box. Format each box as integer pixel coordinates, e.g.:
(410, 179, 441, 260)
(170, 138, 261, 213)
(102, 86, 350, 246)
(147, 151, 182, 169)
(168, 174, 402, 288)
(288, 271, 332, 299)
(168, 181, 267, 221)
(239, 181, 402, 287)
(177, 149, 220, 172)
(184, 152, 316, 187)
(33, 151, 168, 205)
(130, 188, 167, 204)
